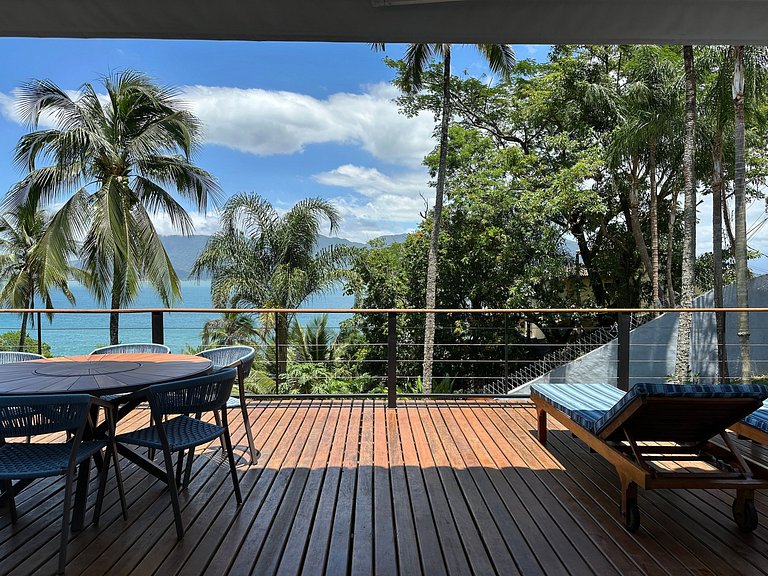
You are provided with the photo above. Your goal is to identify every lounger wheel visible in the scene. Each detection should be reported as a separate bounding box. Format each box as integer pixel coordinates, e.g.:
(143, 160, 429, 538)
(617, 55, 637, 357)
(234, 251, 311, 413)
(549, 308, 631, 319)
(624, 499, 640, 532)
(733, 498, 758, 532)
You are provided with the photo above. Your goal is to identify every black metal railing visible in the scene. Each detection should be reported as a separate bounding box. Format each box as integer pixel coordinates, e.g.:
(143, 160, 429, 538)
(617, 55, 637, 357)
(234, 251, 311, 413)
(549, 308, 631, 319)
(0, 306, 766, 407)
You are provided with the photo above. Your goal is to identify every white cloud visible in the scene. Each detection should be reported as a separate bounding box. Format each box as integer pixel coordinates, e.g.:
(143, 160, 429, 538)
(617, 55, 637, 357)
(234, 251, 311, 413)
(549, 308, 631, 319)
(313, 163, 429, 241)
(181, 82, 434, 167)
(150, 210, 223, 237)
(0, 82, 435, 168)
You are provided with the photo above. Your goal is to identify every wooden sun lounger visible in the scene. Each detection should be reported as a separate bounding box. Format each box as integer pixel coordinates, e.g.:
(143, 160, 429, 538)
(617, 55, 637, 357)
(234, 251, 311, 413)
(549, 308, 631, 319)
(730, 400, 768, 446)
(531, 382, 768, 532)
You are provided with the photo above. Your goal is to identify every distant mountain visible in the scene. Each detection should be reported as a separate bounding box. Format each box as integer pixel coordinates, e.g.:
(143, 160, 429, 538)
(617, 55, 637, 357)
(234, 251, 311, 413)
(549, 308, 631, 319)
(160, 235, 211, 279)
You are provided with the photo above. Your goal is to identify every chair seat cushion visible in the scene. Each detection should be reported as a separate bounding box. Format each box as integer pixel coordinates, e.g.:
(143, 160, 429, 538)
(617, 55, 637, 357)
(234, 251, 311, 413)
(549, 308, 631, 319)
(593, 383, 768, 436)
(226, 396, 241, 409)
(0, 441, 106, 479)
(117, 415, 224, 451)
(531, 383, 624, 433)
(741, 400, 768, 434)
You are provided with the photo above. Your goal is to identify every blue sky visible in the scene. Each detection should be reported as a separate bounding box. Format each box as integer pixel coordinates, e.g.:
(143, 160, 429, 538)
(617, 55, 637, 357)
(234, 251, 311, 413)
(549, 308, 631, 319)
(0, 39, 549, 242)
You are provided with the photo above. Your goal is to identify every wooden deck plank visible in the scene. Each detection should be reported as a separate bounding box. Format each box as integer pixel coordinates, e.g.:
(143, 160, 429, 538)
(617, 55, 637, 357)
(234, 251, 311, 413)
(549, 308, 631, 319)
(298, 401, 357, 576)
(325, 402, 363, 575)
(403, 402, 475, 575)
(372, 401, 398, 576)
(483, 405, 681, 576)
(2, 399, 768, 576)
(250, 399, 337, 575)
(278, 400, 353, 576)
(220, 400, 325, 575)
(415, 402, 502, 576)
(384, 407, 421, 576)
(349, 400, 374, 576)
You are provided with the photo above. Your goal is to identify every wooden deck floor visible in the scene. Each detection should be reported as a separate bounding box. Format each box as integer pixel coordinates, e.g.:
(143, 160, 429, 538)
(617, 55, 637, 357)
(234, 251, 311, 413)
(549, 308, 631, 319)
(2, 399, 768, 575)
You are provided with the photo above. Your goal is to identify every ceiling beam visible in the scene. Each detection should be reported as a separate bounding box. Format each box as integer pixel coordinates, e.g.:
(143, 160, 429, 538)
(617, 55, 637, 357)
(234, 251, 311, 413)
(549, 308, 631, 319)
(2, 0, 768, 44)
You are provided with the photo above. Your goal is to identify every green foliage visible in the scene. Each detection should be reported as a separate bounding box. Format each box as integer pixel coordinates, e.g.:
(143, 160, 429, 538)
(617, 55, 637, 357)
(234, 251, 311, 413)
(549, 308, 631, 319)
(9, 70, 219, 344)
(0, 331, 51, 357)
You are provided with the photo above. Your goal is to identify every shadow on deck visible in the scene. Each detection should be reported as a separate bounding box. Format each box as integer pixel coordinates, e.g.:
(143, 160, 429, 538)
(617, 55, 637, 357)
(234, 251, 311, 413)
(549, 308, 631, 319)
(2, 399, 767, 575)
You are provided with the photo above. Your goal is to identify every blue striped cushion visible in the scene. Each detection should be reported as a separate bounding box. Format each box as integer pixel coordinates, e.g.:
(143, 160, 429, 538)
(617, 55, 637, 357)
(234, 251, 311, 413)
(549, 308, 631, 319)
(530, 383, 624, 433)
(742, 400, 768, 434)
(593, 383, 768, 435)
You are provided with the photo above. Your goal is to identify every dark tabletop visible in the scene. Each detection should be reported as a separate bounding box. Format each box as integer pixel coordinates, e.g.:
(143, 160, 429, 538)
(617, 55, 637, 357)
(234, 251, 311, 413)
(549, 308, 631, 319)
(0, 353, 212, 395)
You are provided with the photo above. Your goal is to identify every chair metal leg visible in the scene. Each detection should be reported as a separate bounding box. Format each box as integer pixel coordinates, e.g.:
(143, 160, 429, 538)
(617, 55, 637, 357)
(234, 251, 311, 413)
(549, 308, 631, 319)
(183, 446, 195, 488)
(161, 445, 185, 539)
(238, 387, 258, 464)
(213, 410, 226, 453)
(1, 480, 17, 523)
(58, 469, 76, 575)
(93, 450, 110, 525)
(221, 426, 242, 505)
(111, 441, 128, 520)
(175, 450, 185, 489)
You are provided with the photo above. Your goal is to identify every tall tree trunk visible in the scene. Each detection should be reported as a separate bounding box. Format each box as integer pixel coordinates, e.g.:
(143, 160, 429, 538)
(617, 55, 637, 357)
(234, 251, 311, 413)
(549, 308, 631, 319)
(110, 259, 121, 345)
(422, 47, 451, 395)
(625, 163, 655, 291)
(18, 299, 30, 352)
(649, 140, 661, 308)
(733, 45, 751, 382)
(666, 187, 678, 308)
(276, 311, 289, 381)
(712, 130, 729, 383)
(674, 45, 697, 383)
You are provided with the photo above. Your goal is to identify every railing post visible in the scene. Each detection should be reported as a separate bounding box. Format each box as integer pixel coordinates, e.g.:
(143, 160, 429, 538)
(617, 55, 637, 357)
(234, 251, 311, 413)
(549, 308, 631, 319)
(617, 312, 630, 391)
(504, 313, 509, 382)
(275, 316, 281, 394)
(388, 311, 397, 408)
(151, 311, 164, 345)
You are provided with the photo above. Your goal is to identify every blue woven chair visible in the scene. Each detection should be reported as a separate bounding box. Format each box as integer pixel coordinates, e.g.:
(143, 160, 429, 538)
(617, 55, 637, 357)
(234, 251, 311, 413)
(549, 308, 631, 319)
(196, 346, 257, 462)
(0, 351, 44, 363)
(90, 343, 171, 405)
(90, 343, 171, 355)
(116, 368, 243, 538)
(0, 394, 126, 575)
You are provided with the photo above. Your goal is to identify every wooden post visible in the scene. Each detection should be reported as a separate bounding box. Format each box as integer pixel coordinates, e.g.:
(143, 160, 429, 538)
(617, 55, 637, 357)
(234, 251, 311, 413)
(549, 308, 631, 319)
(151, 311, 164, 345)
(617, 312, 630, 391)
(388, 312, 397, 408)
(275, 317, 281, 394)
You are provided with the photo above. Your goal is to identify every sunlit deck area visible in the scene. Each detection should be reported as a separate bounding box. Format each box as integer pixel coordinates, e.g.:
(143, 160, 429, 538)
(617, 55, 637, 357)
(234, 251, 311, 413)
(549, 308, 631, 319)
(2, 398, 768, 575)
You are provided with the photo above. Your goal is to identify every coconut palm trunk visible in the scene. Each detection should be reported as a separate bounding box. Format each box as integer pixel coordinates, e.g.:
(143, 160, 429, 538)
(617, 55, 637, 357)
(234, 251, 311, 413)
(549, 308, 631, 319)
(649, 141, 661, 308)
(674, 45, 697, 383)
(733, 45, 751, 382)
(422, 47, 452, 395)
(712, 130, 729, 382)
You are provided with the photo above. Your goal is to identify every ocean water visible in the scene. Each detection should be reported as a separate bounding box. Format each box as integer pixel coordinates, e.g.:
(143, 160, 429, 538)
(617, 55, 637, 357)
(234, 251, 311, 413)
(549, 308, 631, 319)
(0, 280, 354, 356)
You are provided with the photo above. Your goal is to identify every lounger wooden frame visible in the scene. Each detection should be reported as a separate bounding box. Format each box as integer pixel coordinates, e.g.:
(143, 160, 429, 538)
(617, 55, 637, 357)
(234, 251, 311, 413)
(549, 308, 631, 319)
(533, 394, 768, 532)
(730, 420, 768, 447)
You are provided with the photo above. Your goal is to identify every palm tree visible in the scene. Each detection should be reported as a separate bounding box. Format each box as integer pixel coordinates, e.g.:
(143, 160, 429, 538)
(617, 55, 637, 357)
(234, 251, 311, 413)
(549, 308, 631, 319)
(0, 203, 75, 350)
(375, 43, 515, 393)
(733, 45, 751, 383)
(10, 71, 219, 344)
(201, 311, 259, 347)
(673, 45, 697, 383)
(192, 193, 353, 377)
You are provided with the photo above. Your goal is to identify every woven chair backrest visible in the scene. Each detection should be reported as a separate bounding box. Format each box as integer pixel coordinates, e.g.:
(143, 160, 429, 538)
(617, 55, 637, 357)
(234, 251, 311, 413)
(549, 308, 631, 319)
(91, 343, 171, 355)
(0, 394, 91, 438)
(146, 367, 237, 416)
(197, 346, 255, 378)
(0, 351, 44, 364)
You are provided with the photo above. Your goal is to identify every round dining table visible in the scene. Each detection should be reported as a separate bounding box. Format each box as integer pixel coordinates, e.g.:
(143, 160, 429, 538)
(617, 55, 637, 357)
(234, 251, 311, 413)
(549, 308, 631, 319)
(0, 352, 212, 395)
(0, 352, 213, 531)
